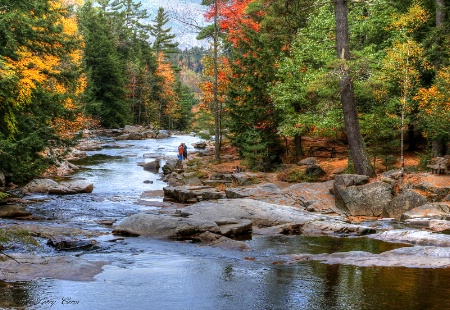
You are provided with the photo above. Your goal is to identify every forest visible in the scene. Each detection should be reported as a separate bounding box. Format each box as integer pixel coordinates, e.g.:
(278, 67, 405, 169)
(1, 0, 449, 183)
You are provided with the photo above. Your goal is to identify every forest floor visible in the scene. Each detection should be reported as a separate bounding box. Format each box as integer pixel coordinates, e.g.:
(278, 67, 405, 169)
(195, 137, 422, 181)
(188, 137, 450, 205)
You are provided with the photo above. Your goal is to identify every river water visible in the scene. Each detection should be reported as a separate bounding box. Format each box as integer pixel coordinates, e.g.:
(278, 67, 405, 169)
(2, 135, 450, 310)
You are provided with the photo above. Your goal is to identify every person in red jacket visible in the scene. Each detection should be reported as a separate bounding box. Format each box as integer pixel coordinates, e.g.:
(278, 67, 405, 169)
(177, 143, 184, 161)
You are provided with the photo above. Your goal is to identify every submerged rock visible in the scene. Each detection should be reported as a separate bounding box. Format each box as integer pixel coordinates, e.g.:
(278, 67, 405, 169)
(0, 254, 108, 281)
(0, 204, 32, 218)
(47, 237, 98, 251)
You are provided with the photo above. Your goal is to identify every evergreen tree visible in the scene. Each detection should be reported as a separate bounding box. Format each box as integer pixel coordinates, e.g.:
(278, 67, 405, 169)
(174, 80, 197, 130)
(221, 0, 313, 163)
(150, 8, 179, 55)
(79, 1, 130, 128)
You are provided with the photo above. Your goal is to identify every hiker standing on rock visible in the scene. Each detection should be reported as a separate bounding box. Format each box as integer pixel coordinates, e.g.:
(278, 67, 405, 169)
(177, 143, 184, 161)
(182, 143, 187, 160)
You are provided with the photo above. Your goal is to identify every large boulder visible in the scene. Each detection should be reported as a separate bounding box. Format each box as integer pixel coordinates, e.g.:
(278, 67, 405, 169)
(23, 179, 94, 195)
(124, 125, 142, 133)
(48, 181, 94, 195)
(163, 186, 225, 203)
(22, 179, 59, 194)
(162, 159, 182, 175)
(298, 157, 318, 166)
(334, 179, 393, 216)
(192, 141, 207, 149)
(300, 220, 376, 236)
(180, 199, 373, 236)
(413, 180, 450, 202)
(305, 164, 326, 177)
(334, 174, 370, 187)
(139, 159, 160, 173)
(289, 246, 450, 268)
(382, 189, 427, 219)
(141, 130, 157, 138)
(231, 173, 254, 186)
(156, 130, 170, 139)
(226, 181, 337, 213)
(113, 213, 221, 238)
(127, 132, 144, 140)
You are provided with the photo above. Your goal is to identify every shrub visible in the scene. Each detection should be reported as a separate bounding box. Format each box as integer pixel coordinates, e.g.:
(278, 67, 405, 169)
(278, 167, 317, 183)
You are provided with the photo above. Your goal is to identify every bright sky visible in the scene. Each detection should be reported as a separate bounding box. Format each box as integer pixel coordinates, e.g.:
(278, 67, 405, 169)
(142, 0, 208, 49)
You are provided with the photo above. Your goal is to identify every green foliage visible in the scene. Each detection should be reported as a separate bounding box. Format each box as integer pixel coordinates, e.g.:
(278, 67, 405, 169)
(271, 4, 342, 139)
(191, 109, 215, 138)
(172, 80, 197, 131)
(278, 167, 317, 183)
(79, 2, 131, 128)
(360, 102, 400, 165)
(239, 129, 267, 171)
(224, 0, 316, 156)
(418, 150, 433, 170)
(0, 0, 83, 182)
(150, 7, 179, 55)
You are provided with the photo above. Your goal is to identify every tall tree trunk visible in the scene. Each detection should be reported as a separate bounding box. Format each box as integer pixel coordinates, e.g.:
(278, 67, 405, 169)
(334, 0, 374, 176)
(213, 0, 220, 161)
(294, 134, 303, 157)
(432, 0, 447, 156)
(436, 0, 445, 31)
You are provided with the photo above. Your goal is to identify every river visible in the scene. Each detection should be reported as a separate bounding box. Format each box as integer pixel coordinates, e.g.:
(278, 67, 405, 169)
(1, 135, 450, 310)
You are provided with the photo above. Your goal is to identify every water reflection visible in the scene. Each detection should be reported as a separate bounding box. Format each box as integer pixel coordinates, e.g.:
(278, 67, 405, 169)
(247, 235, 410, 256)
(2, 237, 450, 310)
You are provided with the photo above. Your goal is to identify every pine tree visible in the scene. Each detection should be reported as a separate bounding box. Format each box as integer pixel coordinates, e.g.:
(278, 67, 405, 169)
(150, 8, 179, 55)
(79, 1, 130, 128)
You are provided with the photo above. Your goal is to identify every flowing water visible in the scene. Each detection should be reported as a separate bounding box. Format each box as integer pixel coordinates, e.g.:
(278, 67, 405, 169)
(1, 135, 450, 310)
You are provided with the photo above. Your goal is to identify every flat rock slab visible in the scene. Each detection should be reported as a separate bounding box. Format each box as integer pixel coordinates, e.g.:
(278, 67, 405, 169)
(369, 229, 450, 247)
(0, 254, 108, 281)
(225, 181, 338, 213)
(113, 199, 376, 242)
(289, 246, 450, 268)
(0, 205, 32, 218)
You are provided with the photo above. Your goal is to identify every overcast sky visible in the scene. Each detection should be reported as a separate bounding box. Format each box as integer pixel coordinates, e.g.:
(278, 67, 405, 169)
(142, 0, 209, 49)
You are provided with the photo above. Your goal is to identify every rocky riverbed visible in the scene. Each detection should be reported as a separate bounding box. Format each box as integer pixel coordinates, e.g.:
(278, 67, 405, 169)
(1, 128, 450, 284)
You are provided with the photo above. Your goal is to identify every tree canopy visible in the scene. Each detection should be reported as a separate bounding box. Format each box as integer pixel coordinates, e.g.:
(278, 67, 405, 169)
(1, 0, 450, 182)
